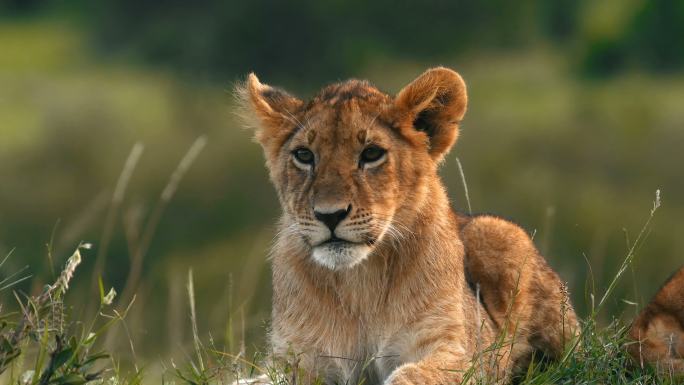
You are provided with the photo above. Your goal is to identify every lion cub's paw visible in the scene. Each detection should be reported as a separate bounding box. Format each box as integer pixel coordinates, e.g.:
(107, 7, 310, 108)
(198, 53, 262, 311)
(384, 363, 458, 385)
(384, 363, 423, 385)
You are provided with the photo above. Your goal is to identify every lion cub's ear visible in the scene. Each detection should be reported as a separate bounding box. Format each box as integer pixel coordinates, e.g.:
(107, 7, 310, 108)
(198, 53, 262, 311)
(236, 73, 304, 154)
(393, 67, 467, 163)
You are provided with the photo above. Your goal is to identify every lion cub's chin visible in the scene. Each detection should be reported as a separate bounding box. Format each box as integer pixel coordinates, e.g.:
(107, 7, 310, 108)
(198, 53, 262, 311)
(311, 242, 372, 270)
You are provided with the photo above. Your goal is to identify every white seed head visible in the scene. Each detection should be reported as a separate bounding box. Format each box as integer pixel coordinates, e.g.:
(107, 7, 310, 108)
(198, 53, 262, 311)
(20, 370, 35, 385)
(103, 287, 117, 306)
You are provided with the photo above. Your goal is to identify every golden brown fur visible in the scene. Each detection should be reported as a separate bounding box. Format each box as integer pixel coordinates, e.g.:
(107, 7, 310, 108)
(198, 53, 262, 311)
(460, 215, 577, 373)
(237, 67, 578, 384)
(629, 266, 684, 376)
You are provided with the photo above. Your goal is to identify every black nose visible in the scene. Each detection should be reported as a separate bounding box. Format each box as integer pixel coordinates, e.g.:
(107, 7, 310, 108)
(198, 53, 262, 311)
(314, 205, 351, 232)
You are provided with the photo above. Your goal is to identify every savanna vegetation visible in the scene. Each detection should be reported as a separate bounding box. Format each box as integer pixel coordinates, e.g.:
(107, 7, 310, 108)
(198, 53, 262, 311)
(1, 1, 684, 383)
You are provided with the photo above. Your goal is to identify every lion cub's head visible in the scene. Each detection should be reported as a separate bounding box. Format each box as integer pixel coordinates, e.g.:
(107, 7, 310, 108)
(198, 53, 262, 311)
(238, 67, 467, 270)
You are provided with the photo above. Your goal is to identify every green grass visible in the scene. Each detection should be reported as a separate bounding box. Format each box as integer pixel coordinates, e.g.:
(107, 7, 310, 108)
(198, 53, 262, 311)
(0, 244, 142, 385)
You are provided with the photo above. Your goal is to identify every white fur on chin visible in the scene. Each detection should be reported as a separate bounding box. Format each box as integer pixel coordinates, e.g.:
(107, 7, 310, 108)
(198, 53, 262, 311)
(311, 242, 371, 270)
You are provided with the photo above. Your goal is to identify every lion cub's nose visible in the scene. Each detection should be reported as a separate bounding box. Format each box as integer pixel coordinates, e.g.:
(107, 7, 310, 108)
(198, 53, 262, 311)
(314, 205, 351, 233)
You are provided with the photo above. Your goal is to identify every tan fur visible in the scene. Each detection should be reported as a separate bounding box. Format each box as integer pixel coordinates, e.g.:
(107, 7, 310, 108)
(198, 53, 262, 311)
(629, 266, 684, 376)
(460, 216, 578, 374)
(237, 67, 579, 384)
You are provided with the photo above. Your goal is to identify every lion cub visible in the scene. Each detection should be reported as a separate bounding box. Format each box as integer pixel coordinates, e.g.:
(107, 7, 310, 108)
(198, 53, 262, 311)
(237, 67, 578, 384)
(629, 266, 684, 376)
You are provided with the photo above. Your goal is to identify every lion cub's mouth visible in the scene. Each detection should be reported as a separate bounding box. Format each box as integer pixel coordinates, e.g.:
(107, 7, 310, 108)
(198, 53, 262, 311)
(320, 236, 349, 246)
(319, 236, 376, 247)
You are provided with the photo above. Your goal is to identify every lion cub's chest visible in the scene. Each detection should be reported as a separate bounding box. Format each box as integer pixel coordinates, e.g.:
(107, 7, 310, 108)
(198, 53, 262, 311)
(271, 272, 415, 382)
(271, 253, 441, 383)
(272, 312, 407, 384)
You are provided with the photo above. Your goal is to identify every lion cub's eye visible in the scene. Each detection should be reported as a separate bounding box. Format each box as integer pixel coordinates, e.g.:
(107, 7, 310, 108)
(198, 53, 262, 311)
(360, 146, 386, 167)
(292, 148, 315, 166)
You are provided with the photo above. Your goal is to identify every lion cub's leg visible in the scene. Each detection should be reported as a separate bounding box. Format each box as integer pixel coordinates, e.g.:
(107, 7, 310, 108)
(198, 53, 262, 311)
(629, 266, 684, 376)
(460, 215, 579, 374)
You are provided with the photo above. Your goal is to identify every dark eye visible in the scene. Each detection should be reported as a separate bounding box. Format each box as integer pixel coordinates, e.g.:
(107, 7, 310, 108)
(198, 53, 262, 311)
(360, 146, 386, 164)
(292, 148, 315, 165)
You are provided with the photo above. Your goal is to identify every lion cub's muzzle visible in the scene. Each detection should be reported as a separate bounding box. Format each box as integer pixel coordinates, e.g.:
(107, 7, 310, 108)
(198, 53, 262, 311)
(307, 204, 379, 270)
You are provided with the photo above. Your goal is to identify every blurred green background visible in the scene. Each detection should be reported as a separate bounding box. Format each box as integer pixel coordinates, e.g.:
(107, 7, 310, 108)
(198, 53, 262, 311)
(1, 0, 683, 371)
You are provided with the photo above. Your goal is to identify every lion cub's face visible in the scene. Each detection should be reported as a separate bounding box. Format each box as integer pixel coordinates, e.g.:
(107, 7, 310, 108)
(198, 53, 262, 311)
(277, 88, 404, 269)
(239, 68, 468, 269)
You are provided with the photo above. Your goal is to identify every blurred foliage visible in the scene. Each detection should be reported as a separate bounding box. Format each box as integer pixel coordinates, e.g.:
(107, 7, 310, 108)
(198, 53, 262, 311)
(3, 0, 684, 83)
(0, 1, 683, 379)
